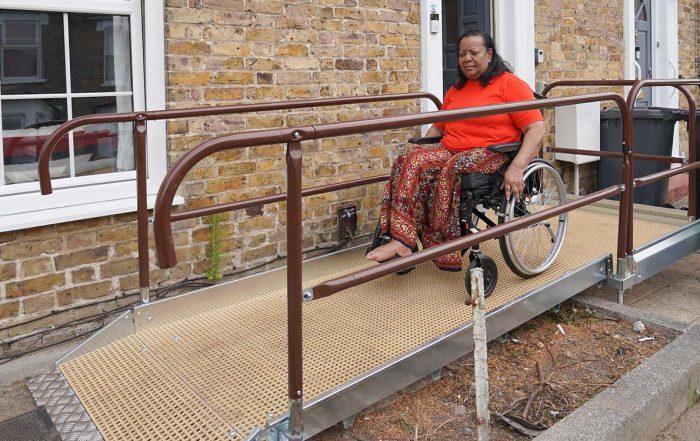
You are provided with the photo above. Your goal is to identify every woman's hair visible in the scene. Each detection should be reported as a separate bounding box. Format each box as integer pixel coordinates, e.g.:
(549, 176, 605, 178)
(454, 30, 512, 89)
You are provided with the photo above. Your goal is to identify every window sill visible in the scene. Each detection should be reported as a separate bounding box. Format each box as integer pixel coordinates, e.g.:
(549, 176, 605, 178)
(0, 193, 184, 233)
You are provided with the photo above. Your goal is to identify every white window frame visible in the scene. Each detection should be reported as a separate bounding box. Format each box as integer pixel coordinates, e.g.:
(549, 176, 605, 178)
(0, 0, 171, 233)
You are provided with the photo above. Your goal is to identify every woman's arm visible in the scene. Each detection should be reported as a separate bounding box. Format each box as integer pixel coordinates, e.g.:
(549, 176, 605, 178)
(425, 125, 444, 137)
(502, 120, 545, 200)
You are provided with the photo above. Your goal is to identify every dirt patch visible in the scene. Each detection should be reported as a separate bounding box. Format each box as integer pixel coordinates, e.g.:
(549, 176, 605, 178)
(313, 302, 675, 440)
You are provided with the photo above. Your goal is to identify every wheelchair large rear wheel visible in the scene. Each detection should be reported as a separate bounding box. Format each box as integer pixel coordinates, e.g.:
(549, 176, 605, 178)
(498, 161, 568, 278)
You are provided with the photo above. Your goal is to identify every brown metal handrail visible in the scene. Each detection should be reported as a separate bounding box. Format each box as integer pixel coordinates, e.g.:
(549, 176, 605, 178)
(37, 92, 442, 194)
(153, 93, 630, 268)
(151, 92, 630, 428)
(543, 146, 685, 163)
(542, 79, 636, 97)
(625, 80, 700, 239)
(543, 79, 700, 263)
(35, 92, 442, 303)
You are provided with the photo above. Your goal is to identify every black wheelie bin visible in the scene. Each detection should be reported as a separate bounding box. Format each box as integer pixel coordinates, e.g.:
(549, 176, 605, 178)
(598, 107, 683, 206)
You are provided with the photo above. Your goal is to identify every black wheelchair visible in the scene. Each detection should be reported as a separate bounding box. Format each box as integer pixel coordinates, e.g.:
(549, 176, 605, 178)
(367, 137, 569, 298)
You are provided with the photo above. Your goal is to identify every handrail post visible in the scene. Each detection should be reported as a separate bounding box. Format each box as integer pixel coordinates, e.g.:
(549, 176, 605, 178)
(616, 103, 634, 277)
(286, 137, 304, 440)
(686, 91, 698, 220)
(134, 117, 150, 303)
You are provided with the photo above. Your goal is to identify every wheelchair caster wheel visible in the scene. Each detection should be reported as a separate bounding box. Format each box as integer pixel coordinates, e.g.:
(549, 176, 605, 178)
(465, 254, 497, 298)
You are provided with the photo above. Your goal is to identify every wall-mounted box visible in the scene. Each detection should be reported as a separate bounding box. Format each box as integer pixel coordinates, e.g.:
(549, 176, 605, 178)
(554, 102, 600, 164)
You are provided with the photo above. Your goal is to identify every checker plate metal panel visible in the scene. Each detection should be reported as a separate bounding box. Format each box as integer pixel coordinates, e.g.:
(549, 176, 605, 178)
(28, 367, 103, 441)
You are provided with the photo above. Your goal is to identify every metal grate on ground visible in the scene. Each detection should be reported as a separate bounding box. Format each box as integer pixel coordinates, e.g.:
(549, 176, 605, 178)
(59, 205, 685, 440)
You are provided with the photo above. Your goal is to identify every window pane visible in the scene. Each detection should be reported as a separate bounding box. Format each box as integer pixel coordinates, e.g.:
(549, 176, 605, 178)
(2, 98, 69, 184)
(5, 21, 36, 45)
(72, 96, 134, 177)
(0, 10, 66, 95)
(3, 48, 38, 77)
(69, 14, 132, 93)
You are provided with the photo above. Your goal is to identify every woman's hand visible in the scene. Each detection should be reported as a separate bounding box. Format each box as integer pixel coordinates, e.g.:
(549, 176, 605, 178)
(503, 120, 545, 200)
(503, 162, 526, 200)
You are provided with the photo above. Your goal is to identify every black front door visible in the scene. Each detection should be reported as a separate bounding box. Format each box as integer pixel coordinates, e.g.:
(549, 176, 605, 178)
(442, 0, 491, 95)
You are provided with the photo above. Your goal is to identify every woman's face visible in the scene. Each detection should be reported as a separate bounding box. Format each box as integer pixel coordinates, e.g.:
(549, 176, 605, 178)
(458, 36, 493, 80)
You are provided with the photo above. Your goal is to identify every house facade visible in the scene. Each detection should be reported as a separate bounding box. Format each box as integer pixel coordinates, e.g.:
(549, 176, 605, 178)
(0, 0, 698, 349)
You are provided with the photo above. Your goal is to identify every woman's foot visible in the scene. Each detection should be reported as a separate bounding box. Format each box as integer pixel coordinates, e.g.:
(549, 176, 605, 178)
(366, 239, 413, 263)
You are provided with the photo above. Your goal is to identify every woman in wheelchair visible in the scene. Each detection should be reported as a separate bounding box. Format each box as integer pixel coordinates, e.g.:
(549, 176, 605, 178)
(366, 30, 547, 274)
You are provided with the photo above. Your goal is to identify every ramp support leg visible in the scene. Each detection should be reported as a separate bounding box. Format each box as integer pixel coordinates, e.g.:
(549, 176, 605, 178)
(287, 398, 303, 440)
(140, 287, 150, 304)
(617, 289, 625, 305)
(341, 415, 356, 430)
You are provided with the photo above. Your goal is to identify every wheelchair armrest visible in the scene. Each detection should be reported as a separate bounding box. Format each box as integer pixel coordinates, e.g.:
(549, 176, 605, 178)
(486, 142, 522, 154)
(408, 136, 442, 145)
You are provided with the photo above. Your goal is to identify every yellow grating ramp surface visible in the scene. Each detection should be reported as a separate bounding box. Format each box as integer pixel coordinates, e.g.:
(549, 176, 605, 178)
(60, 206, 686, 440)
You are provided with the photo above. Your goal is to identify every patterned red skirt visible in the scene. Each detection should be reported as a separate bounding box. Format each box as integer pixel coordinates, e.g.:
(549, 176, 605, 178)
(379, 143, 507, 271)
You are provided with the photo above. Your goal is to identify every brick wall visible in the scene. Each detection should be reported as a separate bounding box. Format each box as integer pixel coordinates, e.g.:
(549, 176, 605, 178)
(164, 0, 423, 271)
(534, 0, 625, 195)
(678, 0, 699, 159)
(0, 0, 423, 349)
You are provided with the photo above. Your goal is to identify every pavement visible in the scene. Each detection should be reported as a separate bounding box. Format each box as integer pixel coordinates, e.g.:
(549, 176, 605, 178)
(0, 250, 699, 440)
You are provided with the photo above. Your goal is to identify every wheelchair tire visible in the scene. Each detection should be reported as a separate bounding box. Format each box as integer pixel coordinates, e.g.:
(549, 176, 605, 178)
(366, 221, 415, 275)
(498, 161, 568, 278)
(465, 254, 497, 298)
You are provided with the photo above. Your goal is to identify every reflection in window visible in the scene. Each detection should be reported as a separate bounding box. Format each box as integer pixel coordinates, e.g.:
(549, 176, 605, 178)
(0, 11, 67, 95)
(70, 14, 132, 93)
(2, 15, 41, 81)
(72, 97, 134, 177)
(2, 99, 69, 184)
